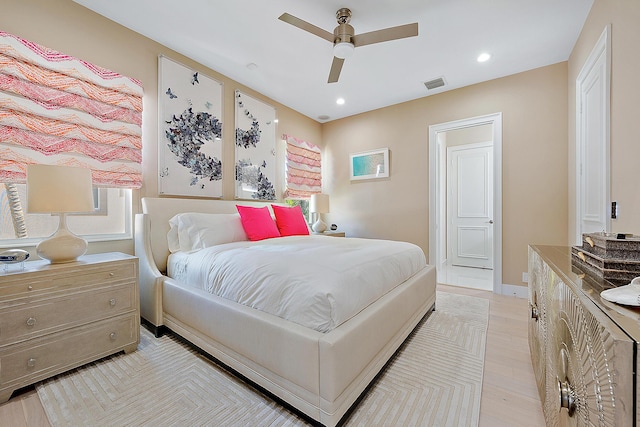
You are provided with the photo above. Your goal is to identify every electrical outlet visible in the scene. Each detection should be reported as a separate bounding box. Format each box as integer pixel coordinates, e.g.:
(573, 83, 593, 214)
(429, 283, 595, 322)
(522, 272, 529, 283)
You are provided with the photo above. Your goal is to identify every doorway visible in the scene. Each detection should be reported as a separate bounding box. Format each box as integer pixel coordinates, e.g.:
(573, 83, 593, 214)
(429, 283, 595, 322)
(429, 113, 503, 293)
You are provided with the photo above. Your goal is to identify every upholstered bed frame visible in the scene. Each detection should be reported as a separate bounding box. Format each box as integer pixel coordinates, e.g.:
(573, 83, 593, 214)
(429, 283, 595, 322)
(134, 197, 437, 426)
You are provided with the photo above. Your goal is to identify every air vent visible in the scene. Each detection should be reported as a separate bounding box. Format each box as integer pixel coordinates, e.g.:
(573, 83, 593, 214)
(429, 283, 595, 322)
(424, 77, 446, 90)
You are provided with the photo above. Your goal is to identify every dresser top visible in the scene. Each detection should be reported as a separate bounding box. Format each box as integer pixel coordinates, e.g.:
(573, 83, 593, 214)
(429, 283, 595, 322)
(0, 252, 136, 277)
(531, 245, 640, 344)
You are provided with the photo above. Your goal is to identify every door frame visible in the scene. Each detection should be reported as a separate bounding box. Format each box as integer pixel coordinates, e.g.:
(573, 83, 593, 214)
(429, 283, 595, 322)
(429, 113, 503, 293)
(575, 25, 611, 244)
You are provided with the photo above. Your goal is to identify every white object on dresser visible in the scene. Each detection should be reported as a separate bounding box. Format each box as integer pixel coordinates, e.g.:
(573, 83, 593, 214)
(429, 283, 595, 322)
(0, 252, 140, 403)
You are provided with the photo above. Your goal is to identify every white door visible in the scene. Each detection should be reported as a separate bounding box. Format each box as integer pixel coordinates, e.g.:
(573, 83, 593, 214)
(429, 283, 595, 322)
(577, 26, 610, 243)
(448, 142, 494, 269)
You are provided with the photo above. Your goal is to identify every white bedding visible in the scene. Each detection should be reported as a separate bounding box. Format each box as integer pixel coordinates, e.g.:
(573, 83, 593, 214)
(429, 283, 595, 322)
(167, 235, 426, 332)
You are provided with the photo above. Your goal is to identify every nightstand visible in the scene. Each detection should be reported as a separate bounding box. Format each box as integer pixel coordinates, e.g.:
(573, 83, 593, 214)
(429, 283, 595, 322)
(321, 231, 345, 237)
(0, 252, 139, 403)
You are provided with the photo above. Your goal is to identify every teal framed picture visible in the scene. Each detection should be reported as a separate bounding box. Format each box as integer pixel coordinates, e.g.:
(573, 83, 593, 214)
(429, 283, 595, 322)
(350, 148, 389, 180)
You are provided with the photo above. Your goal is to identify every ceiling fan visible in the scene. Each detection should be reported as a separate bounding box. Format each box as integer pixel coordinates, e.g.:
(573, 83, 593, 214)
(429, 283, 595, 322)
(279, 8, 418, 83)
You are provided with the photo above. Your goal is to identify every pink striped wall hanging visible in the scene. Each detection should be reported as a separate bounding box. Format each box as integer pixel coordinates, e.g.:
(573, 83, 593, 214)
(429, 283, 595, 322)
(0, 31, 143, 188)
(283, 134, 321, 199)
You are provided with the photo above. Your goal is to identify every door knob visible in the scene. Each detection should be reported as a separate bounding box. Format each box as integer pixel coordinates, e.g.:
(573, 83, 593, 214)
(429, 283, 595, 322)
(487, 220, 494, 224)
(557, 377, 577, 416)
(530, 303, 539, 321)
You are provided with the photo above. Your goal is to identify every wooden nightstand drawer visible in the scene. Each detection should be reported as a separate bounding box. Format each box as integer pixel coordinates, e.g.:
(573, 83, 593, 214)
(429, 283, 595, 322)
(0, 313, 138, 391)
(0, 284, 135, 346)
(50, 262, 136, 289)
(0, 256, 136, 299)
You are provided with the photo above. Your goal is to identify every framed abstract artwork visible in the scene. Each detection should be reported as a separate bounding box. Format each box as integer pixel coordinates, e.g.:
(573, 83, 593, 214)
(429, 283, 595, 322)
(350, 148, 390, 180)
(234, 90, 277, 200)
(158, 55, 223, 197)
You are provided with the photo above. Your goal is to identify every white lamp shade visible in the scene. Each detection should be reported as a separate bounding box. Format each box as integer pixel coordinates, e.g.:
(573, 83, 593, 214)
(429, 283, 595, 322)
(310, 193, 330, 214)
(27, 164, 94, 213)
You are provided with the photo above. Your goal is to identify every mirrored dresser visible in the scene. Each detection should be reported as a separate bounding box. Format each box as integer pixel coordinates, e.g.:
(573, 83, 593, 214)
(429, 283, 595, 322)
(528, 245, 639, 426)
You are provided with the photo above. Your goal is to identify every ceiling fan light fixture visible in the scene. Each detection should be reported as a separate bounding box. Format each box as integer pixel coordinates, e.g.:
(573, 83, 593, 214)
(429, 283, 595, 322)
(333, 41, 354, 59)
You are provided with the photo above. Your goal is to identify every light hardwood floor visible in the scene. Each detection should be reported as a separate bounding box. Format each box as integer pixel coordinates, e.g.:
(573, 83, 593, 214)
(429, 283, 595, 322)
(0, 284, 545, 427)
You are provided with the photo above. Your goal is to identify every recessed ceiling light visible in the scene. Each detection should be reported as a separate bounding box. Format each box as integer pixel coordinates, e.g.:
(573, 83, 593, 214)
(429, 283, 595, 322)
(477, 53, 491, 63)
(336, 98, 345, 105)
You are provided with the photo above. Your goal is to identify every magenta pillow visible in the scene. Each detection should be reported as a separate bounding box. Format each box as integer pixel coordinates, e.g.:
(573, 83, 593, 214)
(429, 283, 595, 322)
(236, 205, 281, 241)
(272, 204, 310, 236)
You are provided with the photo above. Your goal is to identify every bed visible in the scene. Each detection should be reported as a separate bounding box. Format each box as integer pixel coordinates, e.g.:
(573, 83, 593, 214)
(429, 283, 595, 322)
(134, 197, 436, 426)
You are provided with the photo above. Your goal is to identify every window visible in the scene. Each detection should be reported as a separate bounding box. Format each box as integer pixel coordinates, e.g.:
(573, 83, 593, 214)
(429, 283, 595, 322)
(0, 184, 131, 247)
(285, 199, 310, 224)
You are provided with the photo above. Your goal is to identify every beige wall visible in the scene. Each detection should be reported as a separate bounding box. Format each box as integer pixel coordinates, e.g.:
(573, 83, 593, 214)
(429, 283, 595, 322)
(445, 124, 493, 147)
(322, 64, 569, 287)
(5, 0, 588, 288)
(568, 0, 640, 241)
(2, 0, 322, 255)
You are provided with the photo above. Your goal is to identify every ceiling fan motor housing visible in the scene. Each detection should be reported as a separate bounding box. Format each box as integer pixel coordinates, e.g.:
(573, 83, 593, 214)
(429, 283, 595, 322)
(334, 23, 354, 44)
(334, 8, 354, 45)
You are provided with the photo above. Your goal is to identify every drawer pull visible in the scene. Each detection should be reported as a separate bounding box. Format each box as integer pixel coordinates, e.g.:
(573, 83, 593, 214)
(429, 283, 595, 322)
(27, 285, 33, 291)
(27, 358, 36, 368)
(557, 377, 577, 417)
(530, 303, 539, 321)
(26, 317, 37, 327)
(109, 298, 117, 306)
(109, 272, 115, 277)
(110, 332, 117, 341)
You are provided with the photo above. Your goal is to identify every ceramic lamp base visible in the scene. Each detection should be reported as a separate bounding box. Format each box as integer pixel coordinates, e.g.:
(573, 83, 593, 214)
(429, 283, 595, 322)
(312, 218, 327, 233)
(37, 214, 87, 263)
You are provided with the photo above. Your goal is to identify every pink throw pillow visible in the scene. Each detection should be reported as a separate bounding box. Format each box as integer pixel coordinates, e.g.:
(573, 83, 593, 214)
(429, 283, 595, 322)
(272, 204, 310, 236)
(236, 205, 281, 241)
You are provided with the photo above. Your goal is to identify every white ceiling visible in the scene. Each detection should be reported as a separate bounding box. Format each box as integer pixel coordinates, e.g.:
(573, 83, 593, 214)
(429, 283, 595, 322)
(73, 0, 593, 122)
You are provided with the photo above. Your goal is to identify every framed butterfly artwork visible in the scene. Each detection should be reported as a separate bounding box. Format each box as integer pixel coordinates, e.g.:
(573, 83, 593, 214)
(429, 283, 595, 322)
(158, 55, 224, 197)
(234, 90, 277, 201)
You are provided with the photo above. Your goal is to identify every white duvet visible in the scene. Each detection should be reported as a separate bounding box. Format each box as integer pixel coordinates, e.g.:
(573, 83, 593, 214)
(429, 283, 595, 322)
(167, 235, 426, 332)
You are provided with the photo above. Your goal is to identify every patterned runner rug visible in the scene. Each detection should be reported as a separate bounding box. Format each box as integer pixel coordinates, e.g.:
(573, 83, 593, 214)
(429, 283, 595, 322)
(37, 291, 489, 426)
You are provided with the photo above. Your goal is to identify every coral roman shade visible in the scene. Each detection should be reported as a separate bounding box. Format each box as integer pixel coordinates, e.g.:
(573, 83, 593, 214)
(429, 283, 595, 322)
(0, 31, 143, 188)
(283, 134, 321, 199)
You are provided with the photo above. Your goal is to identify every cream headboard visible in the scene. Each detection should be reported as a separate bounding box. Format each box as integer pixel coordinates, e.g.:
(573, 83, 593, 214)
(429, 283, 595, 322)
(139, 197, 279, 272)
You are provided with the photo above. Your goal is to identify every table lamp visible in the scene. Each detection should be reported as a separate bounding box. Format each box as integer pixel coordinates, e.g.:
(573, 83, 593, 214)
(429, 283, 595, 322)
(310, 193, 330, 233)
(27, 164, 94, 263)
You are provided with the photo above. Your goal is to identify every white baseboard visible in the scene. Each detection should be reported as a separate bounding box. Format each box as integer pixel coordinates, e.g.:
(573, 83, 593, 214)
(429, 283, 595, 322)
(500, 283, 528, 299)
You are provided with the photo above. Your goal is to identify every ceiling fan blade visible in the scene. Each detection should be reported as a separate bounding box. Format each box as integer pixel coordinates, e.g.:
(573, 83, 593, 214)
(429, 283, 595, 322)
(328, 57, 345, 83)
(352, 22, 418, 47)
(278, 13, 334, 43)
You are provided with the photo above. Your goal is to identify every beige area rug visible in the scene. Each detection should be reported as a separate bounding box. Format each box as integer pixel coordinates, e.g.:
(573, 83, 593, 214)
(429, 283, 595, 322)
(37, 292, 489, 426)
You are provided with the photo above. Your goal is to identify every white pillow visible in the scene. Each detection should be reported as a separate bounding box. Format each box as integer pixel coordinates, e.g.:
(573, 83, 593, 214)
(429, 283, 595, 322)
(167, 223, 181, 253)
(168, 212, 248, 252)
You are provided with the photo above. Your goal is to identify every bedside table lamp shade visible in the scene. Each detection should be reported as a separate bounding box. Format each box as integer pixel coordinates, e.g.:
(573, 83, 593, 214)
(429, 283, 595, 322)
(310, 193, 330, 233)
(27, 164, 94, 263)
